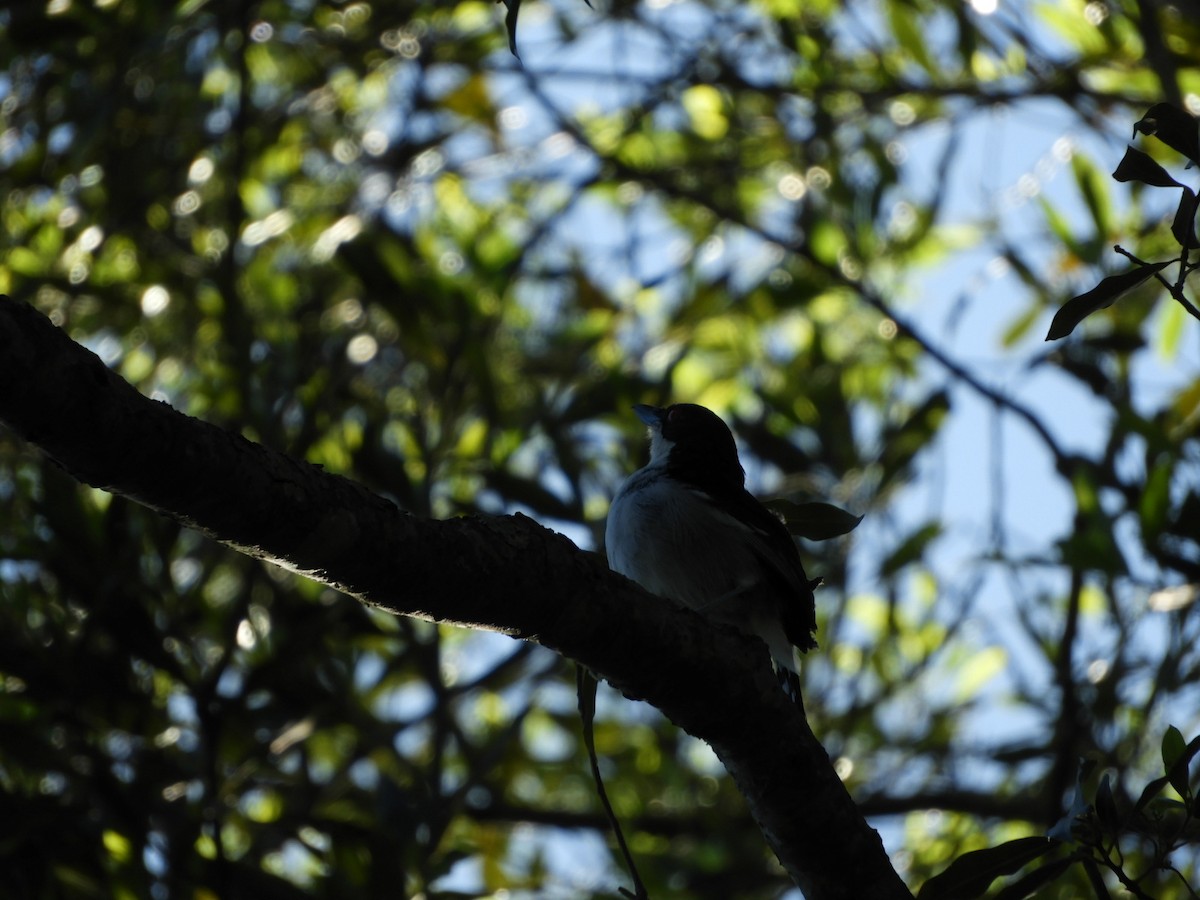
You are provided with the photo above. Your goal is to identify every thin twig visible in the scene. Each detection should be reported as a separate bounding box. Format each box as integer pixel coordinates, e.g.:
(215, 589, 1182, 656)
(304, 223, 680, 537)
(577, 665, 649, 899)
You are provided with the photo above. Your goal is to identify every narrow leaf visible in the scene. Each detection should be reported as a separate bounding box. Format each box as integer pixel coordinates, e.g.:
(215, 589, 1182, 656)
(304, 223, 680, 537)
(1133, 774, 1171, 814)
(881, 522, 942, 577)
(1112, 146, 1183, 188)
(1073, 154, 1114, 241)
(497, 0, 521, 57)
(765, 500, 864, 541)
(1171, 188, 1198, 250)
(1045, 262, 1171, 340)
(1166, 731, 1200, 801)
(1081, 857, 1114, 899)
(1162, 725, 1186, 772)
(1134, 103, 1200, 165)
(1094, 774, 1120, 834)
(918, 837, 1056, 900)
(991, 857, 1074, 900)
(878, 390, 951, 489)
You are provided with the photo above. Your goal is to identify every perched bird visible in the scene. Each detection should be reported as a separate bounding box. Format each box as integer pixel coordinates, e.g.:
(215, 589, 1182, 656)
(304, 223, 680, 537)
(605, 403, 818, 697)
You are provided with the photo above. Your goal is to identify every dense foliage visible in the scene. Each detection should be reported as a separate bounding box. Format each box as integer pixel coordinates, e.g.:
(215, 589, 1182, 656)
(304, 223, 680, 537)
(1, 0, 1199, 896)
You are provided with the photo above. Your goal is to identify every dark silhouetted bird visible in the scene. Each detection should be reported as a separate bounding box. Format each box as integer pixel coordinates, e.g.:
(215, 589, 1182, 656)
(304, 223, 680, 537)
(606, 403, 818, 700)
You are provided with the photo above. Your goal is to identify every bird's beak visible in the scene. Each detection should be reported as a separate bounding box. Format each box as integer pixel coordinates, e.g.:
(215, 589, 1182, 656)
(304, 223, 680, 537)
(633, 404, 665, 427)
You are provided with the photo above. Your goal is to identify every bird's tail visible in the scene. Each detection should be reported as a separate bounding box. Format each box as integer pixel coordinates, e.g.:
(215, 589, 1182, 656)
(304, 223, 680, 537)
(776, 665, 806, 714)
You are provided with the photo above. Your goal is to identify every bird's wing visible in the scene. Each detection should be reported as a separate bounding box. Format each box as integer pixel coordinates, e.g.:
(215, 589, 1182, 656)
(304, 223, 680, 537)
(708, 486, 818, 650)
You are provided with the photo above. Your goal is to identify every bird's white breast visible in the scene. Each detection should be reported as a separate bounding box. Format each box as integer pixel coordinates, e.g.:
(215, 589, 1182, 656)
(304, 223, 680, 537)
(606, 463, 761, 613)
(604, 421, 805, 674)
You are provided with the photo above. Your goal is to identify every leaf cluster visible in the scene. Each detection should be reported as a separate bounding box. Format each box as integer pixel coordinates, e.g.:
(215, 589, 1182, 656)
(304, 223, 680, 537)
(1047, 104, 1200, 340)
(920, 728, 1200, 900)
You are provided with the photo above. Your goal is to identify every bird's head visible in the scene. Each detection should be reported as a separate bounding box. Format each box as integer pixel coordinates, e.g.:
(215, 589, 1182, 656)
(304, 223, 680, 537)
(634, 403, 745, 489)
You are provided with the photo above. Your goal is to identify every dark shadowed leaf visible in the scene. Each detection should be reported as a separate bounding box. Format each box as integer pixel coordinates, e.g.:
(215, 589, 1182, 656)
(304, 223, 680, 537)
(765, 500, 863, 540)
(1172, 189, 1199, 249)
(498, 0, 521, 56)
(1112, 146, 1183, 188)
(918, 837, 1057, 900)
(1045, 262, 1171, 340)
(991, 857, 1074, 900)
(1132, 729, 1200, 812)
(1095, 774, 1120, 834)
(1134, 103, 1200, 164)
(1133, 773, 1172, 814)
(1162, 725, 1186, 771)
(1082, 857, 1114, 898)
(1162, 728, 1200, 800)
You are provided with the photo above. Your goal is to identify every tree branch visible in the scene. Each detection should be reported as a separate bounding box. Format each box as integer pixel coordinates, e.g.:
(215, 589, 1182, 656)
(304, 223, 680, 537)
(0, 296, 911, 900)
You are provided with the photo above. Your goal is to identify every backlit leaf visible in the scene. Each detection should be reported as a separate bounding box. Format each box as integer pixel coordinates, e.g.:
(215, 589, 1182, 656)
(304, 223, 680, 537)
(918, 837, 1056, 900)
(1045, 262, 1170, 340)
(1134, 102, 1200, 164)
(1171, 189, 1198, 249)
(1162, 725, 1186, 772)
(765, 500, 863, 540)
(1112, 146, 1183, 188)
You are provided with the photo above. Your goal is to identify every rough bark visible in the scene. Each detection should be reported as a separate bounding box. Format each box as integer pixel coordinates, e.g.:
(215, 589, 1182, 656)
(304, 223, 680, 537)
(0, 295, 912, 900)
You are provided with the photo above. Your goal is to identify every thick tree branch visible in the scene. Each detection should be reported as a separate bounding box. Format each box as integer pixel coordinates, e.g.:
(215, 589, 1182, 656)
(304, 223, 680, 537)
(0, 296, 911, 900)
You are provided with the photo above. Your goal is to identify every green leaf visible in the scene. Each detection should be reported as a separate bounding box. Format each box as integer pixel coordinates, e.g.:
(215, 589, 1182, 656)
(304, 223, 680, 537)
(955, 645, 1006, 701)
(765, 500, 863, 541)
(809, 219, 848, 267)
(1044, 262, 1171, 340)
(1134, 102, 1200, 164)
(918, 837, 1057, 900)
(1162, 725, 1186, 772)
(878, 390, 951, 489)
(1160, 728, 1200, 800)
(887, 1, 936, 75)
(881, 522, 941, 577)
(1072, 154, 1114, 241)
(1139, 458, 1173, 538)
(1038, 197, 1090, 263)
(1001, 303, 1042, 348)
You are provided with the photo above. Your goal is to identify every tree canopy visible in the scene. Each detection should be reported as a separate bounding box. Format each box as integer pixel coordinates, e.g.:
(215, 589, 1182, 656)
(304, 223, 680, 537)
(1, 0, 1199, 897)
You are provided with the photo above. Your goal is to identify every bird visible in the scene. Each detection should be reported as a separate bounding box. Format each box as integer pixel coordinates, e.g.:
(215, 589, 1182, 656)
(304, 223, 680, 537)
(605, 403, 818, 702)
